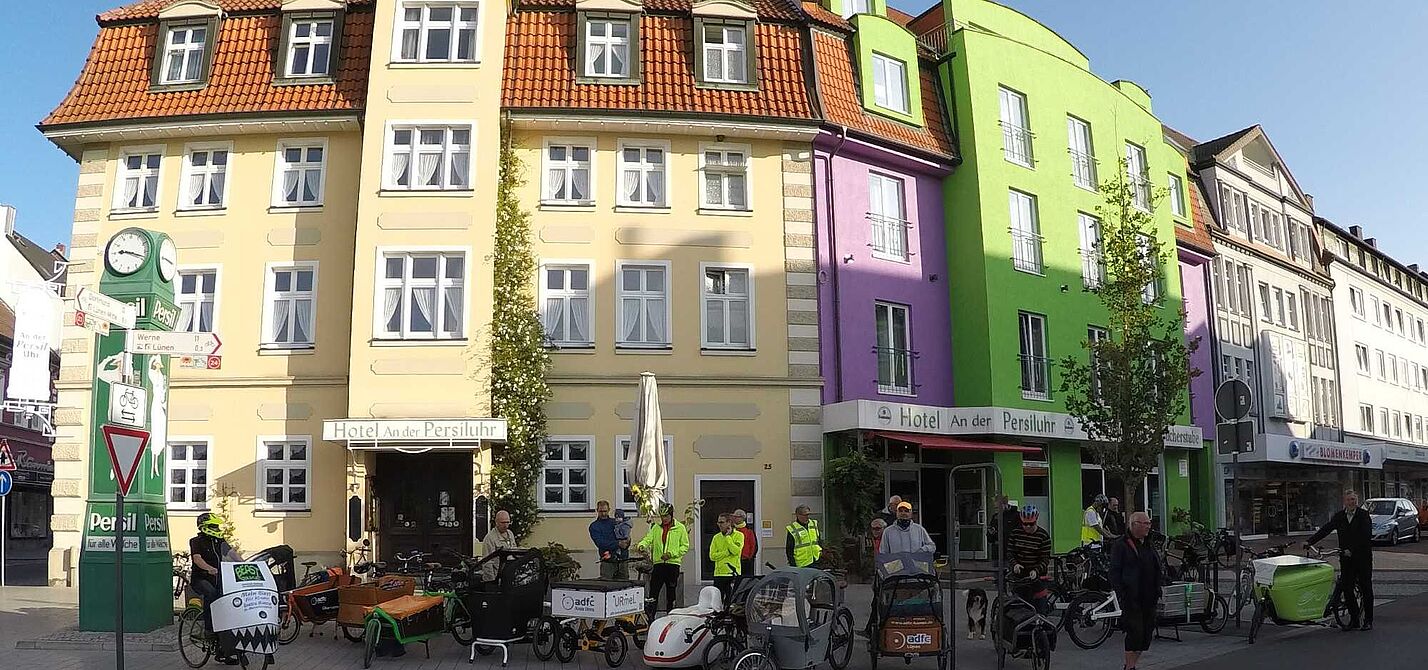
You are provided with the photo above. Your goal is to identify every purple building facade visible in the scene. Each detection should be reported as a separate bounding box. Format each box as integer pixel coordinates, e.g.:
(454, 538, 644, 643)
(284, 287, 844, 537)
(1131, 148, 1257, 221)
(1176, 169, 1221, 526)
(813, 133, 954, 406)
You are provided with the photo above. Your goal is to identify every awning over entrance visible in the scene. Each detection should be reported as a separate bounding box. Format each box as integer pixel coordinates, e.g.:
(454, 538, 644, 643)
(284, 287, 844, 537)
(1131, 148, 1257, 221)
(869, 430, 1043, 454)
(322, 418, 507, 452)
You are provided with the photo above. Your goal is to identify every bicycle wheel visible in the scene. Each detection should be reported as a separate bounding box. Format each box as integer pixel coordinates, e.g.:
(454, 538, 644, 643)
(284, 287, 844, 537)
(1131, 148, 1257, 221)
(340, 624, 365, 643)
(1062, 593, 1112, 650)
(533, 617, 559, 661)
(603, 629, 629, 668)
(448, 598, 475, 646)
(554, 625, 579, 663)
(1031, 629, 1051, 670)
(733, 650, 775, 670)
(362, 618, 381, 669)
(1248, 595, 1264, 645)
(828, 609, 855, 670)
(177, 607, 212, 669)
(277, 607, 301, 645)
(703, 633, 740, 670)
(1200, 594, 1228, 634)
(1232, 570, 1254, 618)
(1330, 592, 1352, 629)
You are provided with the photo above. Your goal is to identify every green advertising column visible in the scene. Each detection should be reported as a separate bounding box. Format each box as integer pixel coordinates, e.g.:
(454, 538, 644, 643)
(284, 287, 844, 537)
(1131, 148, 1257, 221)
(79, 228, 179, 632)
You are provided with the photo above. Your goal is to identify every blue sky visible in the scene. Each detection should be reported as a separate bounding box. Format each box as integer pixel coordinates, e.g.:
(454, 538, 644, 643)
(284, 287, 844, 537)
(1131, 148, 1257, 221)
(3, 1, 1426, 265)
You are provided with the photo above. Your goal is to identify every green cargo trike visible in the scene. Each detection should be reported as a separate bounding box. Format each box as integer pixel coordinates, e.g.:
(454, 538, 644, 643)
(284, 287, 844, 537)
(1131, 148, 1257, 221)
(1246, 546, 1352, 643)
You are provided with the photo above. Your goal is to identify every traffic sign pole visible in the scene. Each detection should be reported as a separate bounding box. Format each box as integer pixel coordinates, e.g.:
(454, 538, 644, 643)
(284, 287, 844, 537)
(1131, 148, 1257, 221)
(115, 490, 125, 670)
(0, 468, 10, 587)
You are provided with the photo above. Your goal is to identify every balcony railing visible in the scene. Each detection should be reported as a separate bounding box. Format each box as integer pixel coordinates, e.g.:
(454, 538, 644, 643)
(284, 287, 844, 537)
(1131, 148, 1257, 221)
(1069, 150, 1098, 190)
(1019, 354, 1051, 401)
(1010, 228, 1043, 274)
(914, 21, 955, 56)
(1001, 122, 1034, 167)
(875, 346, 916, 396)
(868, 212, 911, 261)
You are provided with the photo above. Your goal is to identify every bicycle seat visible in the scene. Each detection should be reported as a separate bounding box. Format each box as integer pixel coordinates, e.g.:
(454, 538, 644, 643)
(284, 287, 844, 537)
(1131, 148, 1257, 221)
(426, 562, 445, 570)
(302, 561, 318, 567)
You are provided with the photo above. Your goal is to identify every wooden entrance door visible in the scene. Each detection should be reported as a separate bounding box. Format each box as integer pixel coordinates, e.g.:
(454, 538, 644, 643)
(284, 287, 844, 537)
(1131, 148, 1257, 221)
(374, 452, 473, 563)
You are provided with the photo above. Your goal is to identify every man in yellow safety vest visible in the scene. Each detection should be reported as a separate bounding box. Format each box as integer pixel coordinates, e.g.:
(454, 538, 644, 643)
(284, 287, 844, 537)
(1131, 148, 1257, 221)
(1081, 493, 1111, 545)
(785, 505, 822, 568)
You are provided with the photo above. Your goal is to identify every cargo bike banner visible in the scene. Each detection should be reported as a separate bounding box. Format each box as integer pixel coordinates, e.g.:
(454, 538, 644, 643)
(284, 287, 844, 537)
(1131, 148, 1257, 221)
(213, 561, 281, 655)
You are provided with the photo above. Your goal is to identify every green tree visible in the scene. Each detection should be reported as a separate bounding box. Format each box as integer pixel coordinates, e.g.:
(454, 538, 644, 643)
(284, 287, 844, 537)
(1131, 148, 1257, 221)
(489, 124, 552, 541)
(1059, 164, 1199, 512)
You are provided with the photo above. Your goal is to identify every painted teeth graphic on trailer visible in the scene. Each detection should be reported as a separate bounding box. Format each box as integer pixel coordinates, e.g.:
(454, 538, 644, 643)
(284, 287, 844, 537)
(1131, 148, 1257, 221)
(212, 561, 282, 656)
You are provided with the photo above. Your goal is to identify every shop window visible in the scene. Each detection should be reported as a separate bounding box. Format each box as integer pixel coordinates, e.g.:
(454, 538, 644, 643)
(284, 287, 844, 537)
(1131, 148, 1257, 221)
(8, 490, 50, 539)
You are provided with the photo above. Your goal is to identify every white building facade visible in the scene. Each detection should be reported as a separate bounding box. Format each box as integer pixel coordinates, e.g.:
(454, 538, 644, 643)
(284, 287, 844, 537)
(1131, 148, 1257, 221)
(1319, 219, 1428, 506)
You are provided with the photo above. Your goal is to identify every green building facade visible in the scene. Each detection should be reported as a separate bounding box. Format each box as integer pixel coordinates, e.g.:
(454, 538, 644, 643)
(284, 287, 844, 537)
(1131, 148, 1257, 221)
(931, 0, 1202, 550)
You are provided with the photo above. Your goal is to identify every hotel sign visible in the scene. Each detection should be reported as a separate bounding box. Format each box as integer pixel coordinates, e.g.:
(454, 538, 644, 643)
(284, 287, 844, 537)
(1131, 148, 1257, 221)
(824, 400, 1203, 448)
(323, 418, 507, 444)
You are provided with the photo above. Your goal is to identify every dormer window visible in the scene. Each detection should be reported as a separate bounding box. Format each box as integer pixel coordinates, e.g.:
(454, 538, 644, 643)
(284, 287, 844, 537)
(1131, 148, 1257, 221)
(285, 17, 335, 78)
(695, 20, 756, 88)
(842, 0, 869, 18)
(395, 1, 481, 63)
(871, 53, 909, 114)
(158, 24, 210, 85)
(585, 17, 632, 78)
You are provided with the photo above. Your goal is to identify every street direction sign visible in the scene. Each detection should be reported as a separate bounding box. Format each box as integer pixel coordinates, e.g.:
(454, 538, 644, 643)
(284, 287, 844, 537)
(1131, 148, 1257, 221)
(0, 439, 15, 471)
(0, 471, 12, 496)
(73, 311, 112, 336)
(101, 424, 150, 496)
(107, 382, 148, 429)
(125, 330, 222, 356)
(1215, 380, 1253, 421)
(75, 287, 137, 329)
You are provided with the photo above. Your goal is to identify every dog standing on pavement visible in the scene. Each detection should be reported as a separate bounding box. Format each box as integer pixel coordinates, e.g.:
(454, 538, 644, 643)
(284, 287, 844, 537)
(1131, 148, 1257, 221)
(965, 587, 988, 639)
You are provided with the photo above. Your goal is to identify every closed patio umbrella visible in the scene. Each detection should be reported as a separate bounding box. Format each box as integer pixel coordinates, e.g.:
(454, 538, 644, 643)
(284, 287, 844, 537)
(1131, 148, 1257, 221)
(629, 371, 667, 516)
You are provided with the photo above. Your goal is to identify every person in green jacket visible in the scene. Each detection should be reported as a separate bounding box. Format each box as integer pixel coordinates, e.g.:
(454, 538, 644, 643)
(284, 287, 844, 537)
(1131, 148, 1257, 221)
(638, 503, 690, 619)
(709, 513, 744, 605)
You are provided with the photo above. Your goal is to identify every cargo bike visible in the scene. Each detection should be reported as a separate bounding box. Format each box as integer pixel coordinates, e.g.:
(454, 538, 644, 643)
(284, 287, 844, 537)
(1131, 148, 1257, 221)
(866, 552, 949, 670)
(539, 578, 648, 667)
(1246, 546, 1352, 644)
(359, 556, 478, 668)
(464, 548, 549, 666)
(732, 567, 855, 670)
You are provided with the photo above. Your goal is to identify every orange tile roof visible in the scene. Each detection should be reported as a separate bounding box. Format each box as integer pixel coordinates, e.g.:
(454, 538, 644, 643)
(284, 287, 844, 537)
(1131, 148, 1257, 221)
(41, 9, 371, 128)
(1178, 169, 1216, 254)
(502, 9, 816, 121)
(811, 30, 954, 160)
(100, 0, 373, 23)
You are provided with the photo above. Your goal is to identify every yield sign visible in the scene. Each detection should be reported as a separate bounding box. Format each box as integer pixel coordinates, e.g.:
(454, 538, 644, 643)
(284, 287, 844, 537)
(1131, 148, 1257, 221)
(0, 438, 15, 471)
(101, 424, 150, 496)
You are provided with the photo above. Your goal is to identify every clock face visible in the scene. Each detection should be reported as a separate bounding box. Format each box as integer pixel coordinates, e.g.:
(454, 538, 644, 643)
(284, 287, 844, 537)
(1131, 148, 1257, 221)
(105, 231, 150, 276)
(158, 238, 178, 282)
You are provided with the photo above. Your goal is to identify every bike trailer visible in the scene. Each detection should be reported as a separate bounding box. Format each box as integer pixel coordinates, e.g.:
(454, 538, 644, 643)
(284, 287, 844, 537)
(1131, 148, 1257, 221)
(1157, 582, 1211, 624)
(370, 594, 447, 639)
(293, 573, 359, 620)
(1253, 555, 1335, 621)
(338, 576, 416, 627)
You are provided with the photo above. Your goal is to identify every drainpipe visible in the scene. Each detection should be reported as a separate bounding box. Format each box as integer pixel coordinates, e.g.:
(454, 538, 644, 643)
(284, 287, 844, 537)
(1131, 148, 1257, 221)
(819, 126, 851, 401)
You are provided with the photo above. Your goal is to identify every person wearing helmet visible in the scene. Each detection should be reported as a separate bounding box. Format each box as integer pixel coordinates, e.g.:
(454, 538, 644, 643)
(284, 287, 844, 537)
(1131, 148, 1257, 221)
(1007, 506, 1052, 604)
(190, 513, 241, 664)
(1081, 493, 1111, 546)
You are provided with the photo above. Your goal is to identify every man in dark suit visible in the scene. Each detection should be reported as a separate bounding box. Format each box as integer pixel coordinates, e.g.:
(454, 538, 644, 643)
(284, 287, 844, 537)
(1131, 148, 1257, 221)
(1110, 512, 1162, 670)
(1306, 490, 1375, 631)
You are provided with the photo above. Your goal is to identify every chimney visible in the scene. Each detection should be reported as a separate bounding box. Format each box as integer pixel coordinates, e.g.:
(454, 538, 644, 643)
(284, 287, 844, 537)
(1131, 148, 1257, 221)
(1366, 238, 1378, 249)
(1349, 225, 1364, 239)
(0, 203, 14, 236)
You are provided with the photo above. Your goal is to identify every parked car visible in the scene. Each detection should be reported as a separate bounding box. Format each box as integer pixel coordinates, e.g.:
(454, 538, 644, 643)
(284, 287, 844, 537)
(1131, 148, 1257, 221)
(1364, 498, 1421, 545)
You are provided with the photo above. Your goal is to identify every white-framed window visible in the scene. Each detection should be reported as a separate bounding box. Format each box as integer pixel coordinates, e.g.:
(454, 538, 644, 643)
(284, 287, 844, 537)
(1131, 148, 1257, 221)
(1379, 408, 1390, 436)
(875, 302, 913, 395)
(702, 264, 753, 350)
(841, 0, 869, 17)
(257, 437, 310, 511)
(1361, 404, 1374, 434)
(1087, 325, 1109, 399)
(616, 435, 674, 511)
(1355, 343, 1370, 375)
(1019, 311, 1050, 400)
(871, 53, 909, 114)
(1394, 410, 1404, 438)
(616, 261, 670, 347)
(160, 24, 208, 84)
(176, 268, 218, 333)
(1126, 142, 1150, 211)
(166, 440, 209, 510)
(113, 148, 163, 211)
(541, 437, 591, 510)
(272, 140, 327, 207)
(1377, 350, 1386, 379)
(617, 141, 668, 207)
(1168, 173, 1186, 217)
(1078, 212, 1104, 288)
(384, 124, 472, 190)
(1370, 295, 1381, 326)
(542, 139, 594, 204)
(395, 1, 481, 63)
(377, 251, 466, 339)
(540, 262, 593, 346)
(1008, 189, 1042, 274)
(701, 23, 747, 84)
(285, 17, 334, 77)
(868, 172, 909, 261)
(261, 263, 317, 348)
(699, 143, 749, 210)
(1349, 287, 1365, 318)
(179, 143, 229, 210)
(585, 17, 632, 78)
(1417, 416, 1424, 444)
(1066, 115, 1096, 189)
(999, 86, 1032, 167)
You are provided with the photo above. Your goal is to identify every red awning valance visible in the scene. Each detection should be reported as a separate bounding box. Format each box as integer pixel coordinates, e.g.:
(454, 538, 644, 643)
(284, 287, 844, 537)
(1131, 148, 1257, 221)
(869, 430, 1043, 454)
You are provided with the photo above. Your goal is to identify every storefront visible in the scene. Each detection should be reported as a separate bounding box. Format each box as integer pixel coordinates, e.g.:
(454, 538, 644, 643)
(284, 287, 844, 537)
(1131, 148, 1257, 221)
(1381, 444, 1428, 505)
(1222, 435, 1382, 538)
(824, 400, 1203, 553)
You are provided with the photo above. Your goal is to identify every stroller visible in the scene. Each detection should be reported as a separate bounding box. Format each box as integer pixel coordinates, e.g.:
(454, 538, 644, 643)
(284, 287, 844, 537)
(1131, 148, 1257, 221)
(867, 552, 948, 670)
(738, 568, 854, 670)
